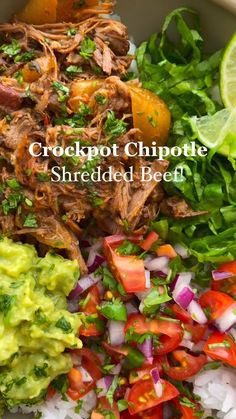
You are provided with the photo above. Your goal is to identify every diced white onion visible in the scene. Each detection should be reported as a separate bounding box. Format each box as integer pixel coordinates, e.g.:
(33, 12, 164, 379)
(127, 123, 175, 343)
(215, 303, 236, 332)
(187, 300, 208, 324)
(108, 320, 125, 346)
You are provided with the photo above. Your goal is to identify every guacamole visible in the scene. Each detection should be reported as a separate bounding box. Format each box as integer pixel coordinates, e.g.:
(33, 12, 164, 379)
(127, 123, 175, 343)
(0, 238, 82, 406)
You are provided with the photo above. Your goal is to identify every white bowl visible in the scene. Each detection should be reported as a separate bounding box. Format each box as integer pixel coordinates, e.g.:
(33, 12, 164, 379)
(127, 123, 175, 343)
(0, 0, 236, 418)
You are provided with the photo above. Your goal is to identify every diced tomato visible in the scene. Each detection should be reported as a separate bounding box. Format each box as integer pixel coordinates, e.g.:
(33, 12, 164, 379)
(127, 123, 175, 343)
(103, 342, 129, 361)
(162, 350, 206, 380)
(199, 290, 234, 321)
(47, 385, 56, 399)
(92, 397, 120, 419)
(104, 235, 142, 249)
(67, 348, 102, 400)
(121, 405, 163, 418)
(104, 237, 146, 293)
(125, 314, 183, 355)
(79, 285, 104, 336)
(157, 244, 177, 259)
(141, 232, 159, 251)
(204, 332, 236, 368)
(129, 358, 163, 384)
(212, 261, 236, 297)
(127, 378, 179, 415)
(173, 396, 201, 419)
(184, 323, 207, 344)
(169, 304, 192, 324)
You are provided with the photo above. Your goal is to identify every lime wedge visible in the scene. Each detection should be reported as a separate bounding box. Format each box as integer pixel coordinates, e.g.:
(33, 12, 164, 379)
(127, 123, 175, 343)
(220, 31, 236, 108)
(190, 107, 236, 158)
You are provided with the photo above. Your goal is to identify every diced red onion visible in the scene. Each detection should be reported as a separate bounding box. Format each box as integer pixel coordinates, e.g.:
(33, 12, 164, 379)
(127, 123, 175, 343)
(145, 270, 151, 289)
(151, 368, 163, 398)
(125, 302, 139, 314)
(68, 274, 101, 300)
(154, 271, 167, 279)
(87, 250, 105, 274)
(212, 270, 233, 281)
(96, 376, 113, 397)
(187, 300, 207, 324)
(215, 303, 236, 332)
(108, 320, 125, 346)
(173, 286, 195, 310)
(67, 299, 79, 313)
(138, 338, 153, 364)
(77, 366, 93, 382)
(183, 330, 192, 340)
(174, 244, 189, 259)
(135, 289, 151, 301)
(180, 339, 194, 350)
(111, 362, 122, 375)
(171, 272, 192, 293)
(144, 256, 169, 272)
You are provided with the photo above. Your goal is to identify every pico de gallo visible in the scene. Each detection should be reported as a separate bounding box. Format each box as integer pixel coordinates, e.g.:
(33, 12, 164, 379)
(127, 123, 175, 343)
(52, 232, 236, 418)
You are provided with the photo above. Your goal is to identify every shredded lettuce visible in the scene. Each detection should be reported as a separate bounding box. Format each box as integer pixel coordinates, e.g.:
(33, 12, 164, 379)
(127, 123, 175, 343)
(138, 8, 236, 269)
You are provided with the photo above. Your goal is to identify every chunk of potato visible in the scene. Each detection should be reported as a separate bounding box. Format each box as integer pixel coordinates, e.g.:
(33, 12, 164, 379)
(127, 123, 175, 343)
(22, 57, 56, 82)
(129, 85, 171, 146)
(57, 0, 99, 22)
(16, 0, 57, 24)
(69, 79, 104, 111)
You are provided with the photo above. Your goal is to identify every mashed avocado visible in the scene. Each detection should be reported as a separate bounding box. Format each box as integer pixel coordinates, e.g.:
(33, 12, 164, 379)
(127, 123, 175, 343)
(0, 238, 82, 406)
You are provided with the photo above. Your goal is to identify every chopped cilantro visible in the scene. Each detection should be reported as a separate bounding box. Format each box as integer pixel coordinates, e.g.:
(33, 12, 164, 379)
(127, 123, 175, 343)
(102, 364, 115, 374)
(179, 397, 196, 409)
(106, 376, 119, 406)
(23, 213, 38, 228)
(125, 347, 145, 369)
(52, 81, 70, 103)
(88, 191, 104, 207)
(148, 115, 158, 128)
(37, 172, 50, 182)
(51, 374, 69, 395)
(67, 28, 77, 37)
(103, 110, 128, 140)
(14, 70, 24, 85)
(25, 197, 33, 207)
(0, 294, 15, 315)
(14, 50, 35, 63)
(95, 93, 107, 105)
(74, 400, 83, 413)
(2, 193, 22, 215)
(103, 267, 117, 291)
(66, 65, 83, 77)
(1, 39, 21, 58)
(117, 399, 128, 412)
(6, 179, 21, 190)
(80, 37, 96, 60)
(143, 286, 172, 315)
(99, 299, 127, 321)
(116, 240, 141, 256)
(55, 316, 73, 333)
(34, 363, 48, 378)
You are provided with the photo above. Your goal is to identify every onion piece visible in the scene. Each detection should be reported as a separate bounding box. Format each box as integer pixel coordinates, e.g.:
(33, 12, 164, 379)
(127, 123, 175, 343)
(145, 270, 151, 289)
(180, 339, 194, 350)
(108, 320, 125, 346)
(151, 368, 163, 398)
(174, 244, 189, 259)
(87, 250, 105, 274)
(138, 338, 153, 364)
(144, 256, 169, 272)
(68, 274, 101, 300)
(171, 272, 193, 293)
(125, 301, 139, 314)
(212, 270, 233, 281)
(187, 300, 207, 325)
(77, 366, 93, 382)
(111, 362, 122, 375)
(173, 286, 195, 310)
(215, 303, 236, 332)
(96, 376, 113, 398)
